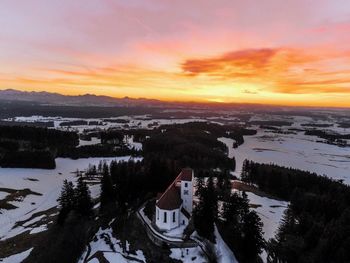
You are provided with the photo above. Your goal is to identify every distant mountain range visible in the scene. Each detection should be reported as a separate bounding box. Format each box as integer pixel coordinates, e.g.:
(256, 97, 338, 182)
(0, 89, 165, 107)
(1, 89, 347, 113)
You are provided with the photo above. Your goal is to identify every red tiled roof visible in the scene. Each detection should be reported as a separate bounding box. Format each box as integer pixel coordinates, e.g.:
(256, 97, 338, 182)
(156, 168, 193, 210)
(178, 168, 193, 182)
(156, 182, 182, 210)
(156, 192, 163, 200)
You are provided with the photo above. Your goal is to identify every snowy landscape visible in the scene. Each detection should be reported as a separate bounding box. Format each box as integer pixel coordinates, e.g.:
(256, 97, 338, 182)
(0, 110, 349, 263)
(1, 1, 350, 262)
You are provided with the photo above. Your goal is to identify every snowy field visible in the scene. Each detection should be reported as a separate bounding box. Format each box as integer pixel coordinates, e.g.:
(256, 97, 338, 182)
(0, 156, 140, 242)
(218, 124, 350, 184)
(1, 113, 350, 262)
(78, 226, 146, 263)
(231, 129, 350, 184)
(246, 192, 288, 241)
(220, 125, 349, 261)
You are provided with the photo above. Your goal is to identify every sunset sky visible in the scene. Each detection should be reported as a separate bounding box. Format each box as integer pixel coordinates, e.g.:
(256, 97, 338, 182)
(1, 0, 350, 107)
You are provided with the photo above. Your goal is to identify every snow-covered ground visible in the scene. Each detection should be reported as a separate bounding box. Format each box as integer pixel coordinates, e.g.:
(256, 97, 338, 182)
(190, 228, 238, 263)
(163, 224, 187, 239)
(214, 226, 238, 263)
(2, 113, 350, 262)
(125, 135, 143, 151)
(220, 129, 350, 184)
(170, 247, 206, 263)
(79, 137, 101, 146)
(218, 137, 235, 159)
(0, 156, 140, 241)
(246, 192, 288, 241)
(0, 248, 33, 263)
(78, 226, 146, 263)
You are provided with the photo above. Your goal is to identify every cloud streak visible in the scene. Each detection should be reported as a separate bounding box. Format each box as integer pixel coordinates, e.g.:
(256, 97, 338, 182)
(181, 47, 350, 94)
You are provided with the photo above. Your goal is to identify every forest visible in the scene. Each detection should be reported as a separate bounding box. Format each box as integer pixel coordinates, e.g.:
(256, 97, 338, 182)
(305, 129, 350, 142)
(0, 125, 78, 168)
(143, 122, 256, 172)
(25, 122, 261, 262)
(241, 160, 350, 262)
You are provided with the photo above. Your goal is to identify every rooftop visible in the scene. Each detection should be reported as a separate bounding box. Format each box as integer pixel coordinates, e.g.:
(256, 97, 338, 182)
(156, 182, 182, 210)
(156, 168, 193, 210)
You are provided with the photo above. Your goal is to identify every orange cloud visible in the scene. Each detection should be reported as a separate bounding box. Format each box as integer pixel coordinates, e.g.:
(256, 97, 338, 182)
(183, 48, 279, 76)
(181, 47, 350, 94)
(2, 45, 350, 108)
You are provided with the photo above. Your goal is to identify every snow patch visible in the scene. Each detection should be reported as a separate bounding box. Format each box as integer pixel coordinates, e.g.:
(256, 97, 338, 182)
(78, 227, 145, 263)
(0, 248, 33, 263)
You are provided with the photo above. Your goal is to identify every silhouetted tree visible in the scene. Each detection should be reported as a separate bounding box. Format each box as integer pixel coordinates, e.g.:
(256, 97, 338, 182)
(57, 180, 75, 224)
(75, 176, 93, 216)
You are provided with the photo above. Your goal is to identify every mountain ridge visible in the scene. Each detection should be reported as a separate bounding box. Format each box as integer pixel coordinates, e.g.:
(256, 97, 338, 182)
(0, 89, 164, 107)
(1, 89, 349, 111)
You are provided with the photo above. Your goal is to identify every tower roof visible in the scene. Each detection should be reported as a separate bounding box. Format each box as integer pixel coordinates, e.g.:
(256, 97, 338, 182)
(156, 168, 193, 210)
(178, 168, 193, 182)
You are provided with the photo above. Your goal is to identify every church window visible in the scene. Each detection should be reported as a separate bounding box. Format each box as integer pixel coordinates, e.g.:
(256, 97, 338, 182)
(164, 212, 167, 223)
(173, 211, 176, 222)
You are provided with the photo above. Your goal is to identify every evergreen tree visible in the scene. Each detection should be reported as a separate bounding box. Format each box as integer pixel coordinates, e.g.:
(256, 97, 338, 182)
(75, 176, 93, 216)
(222, 192, 243, 225)
(221, 191, 264, 263)
(206, 176, 218, 221)
(219, 173, 232, 201)
(241, 210, 265, 261)
(195, 177, 205, 196)
(97, 161, 103, 173)
(241, 159, 251, 182)
(100, 163, 115, 212)
(193, 177, 218, 242)
(57, 180, 75, 224)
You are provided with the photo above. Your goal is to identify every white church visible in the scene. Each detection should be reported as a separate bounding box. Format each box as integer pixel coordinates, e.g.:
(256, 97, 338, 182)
(155, 168, 194, 231)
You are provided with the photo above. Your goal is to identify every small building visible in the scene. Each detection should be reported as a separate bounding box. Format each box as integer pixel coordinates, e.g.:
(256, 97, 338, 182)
(155, 168, 194, 231)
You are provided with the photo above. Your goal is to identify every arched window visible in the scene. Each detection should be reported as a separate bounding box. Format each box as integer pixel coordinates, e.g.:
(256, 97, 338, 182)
(173, 211, 176, 222)
(157, 209, 159, 220)
(164, 211, 167, 223)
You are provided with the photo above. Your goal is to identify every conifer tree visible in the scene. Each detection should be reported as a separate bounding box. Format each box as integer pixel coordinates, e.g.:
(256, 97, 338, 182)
(75, 176, 93, 216)
(241, 210, 265, 261)
(195, 177, 205, 196)
(194, 177, 218, 242)
(241, 159, 250, 182)
(100, 163, 115, 212)
(220, 191, 264, 262)
(57, 180, 75, 224)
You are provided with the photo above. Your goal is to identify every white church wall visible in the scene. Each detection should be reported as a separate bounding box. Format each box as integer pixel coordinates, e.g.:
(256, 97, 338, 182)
(179, 211, 189, 226)
(155, 207, 180, 230)
(180, 179, 193, 214)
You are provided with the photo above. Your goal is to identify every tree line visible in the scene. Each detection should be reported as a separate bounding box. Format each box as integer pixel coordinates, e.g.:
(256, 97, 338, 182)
(241, 160, 350, 263)
(0, 125, 78, 169)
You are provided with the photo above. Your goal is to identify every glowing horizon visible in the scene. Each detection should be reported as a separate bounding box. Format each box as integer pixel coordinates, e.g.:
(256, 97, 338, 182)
(1, 0, 350, 107)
